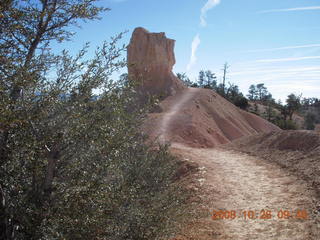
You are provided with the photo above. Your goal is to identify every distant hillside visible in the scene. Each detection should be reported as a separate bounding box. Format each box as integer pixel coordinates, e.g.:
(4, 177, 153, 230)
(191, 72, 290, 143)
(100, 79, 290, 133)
(247, 101, 305, 129)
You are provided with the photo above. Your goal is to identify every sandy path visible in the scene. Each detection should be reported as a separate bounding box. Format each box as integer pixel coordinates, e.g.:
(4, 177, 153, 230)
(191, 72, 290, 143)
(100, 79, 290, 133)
(157, 88, 319, 239)
(172, 144, 318, 239)
(158, 87, 200, 143)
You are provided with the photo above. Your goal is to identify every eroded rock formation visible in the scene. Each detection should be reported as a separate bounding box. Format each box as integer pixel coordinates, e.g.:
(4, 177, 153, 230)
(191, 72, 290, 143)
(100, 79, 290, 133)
(127, 27, 185, 99)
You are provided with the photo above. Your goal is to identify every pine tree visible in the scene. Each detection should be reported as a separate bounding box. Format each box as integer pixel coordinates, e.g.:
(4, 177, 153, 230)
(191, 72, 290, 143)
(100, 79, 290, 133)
(198, 70, 205, 87)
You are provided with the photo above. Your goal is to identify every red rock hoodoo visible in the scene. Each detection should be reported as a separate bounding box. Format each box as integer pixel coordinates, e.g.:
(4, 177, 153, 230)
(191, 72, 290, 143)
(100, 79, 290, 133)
(127, 27, 186, 99)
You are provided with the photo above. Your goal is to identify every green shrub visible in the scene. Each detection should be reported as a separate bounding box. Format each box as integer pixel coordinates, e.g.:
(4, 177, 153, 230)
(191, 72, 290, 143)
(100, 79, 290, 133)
(0, 1, 188, 239)
(233, 96, 249, 110)
(274, 119, 298, 130)
(304, 112, 316, 130)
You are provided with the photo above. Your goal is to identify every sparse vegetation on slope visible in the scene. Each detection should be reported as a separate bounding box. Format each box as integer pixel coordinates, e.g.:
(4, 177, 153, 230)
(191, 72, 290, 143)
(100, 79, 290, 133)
(178, 70, 320, 131)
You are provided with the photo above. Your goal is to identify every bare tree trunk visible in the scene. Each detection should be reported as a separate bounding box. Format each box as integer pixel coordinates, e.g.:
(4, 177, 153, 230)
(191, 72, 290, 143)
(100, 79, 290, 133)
(43, 148, 59, 201)
(222, 62, 229, 97)
(0, 185, 14, 240)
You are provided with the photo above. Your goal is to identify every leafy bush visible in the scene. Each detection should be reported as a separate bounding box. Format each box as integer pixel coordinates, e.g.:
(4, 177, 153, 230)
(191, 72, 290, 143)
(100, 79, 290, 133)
(233, 96, 249, 110)
(274, 119, 298, 130)
(0, 1, 187, 239)
(304, 112, 316, 130)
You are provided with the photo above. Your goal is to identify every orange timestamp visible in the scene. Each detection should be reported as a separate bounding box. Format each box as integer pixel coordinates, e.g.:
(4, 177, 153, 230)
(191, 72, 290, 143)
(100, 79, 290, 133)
(211, 209, 308, 220)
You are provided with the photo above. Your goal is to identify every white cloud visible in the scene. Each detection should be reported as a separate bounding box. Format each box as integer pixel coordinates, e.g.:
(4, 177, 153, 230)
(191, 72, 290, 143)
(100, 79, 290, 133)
(259, 6, 320, 14)
(256, 56, 320, 63)
(230, 66, 320, 76)
(200, 0, 221, 27)
(246, 44, 320, 53)
(230, 64, 320, 101)
(187, 34, 201, 72)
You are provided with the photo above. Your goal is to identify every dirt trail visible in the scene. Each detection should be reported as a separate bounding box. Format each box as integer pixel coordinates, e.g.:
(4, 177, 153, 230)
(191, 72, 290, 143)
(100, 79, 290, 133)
(158, 87, 200, 143)
(172, 144, 318, 239)
(157, 88, 319, 239)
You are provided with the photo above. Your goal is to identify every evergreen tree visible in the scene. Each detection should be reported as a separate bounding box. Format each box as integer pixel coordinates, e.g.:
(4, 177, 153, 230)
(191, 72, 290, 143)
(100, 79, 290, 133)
(203, 70, 217, 89)
(247, 84, 257, 100)
(197, 70, 205, 87)
(305, 112, 316, 130)
(286, 93, 301, 120)
(256, 83, 268, 101)
(197, 70, 217, 89)
(177, 72, 193, 87)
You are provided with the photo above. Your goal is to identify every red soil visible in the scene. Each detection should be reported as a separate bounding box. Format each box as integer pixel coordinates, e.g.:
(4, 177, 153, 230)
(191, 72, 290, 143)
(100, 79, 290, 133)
(143, 87, 280, 147)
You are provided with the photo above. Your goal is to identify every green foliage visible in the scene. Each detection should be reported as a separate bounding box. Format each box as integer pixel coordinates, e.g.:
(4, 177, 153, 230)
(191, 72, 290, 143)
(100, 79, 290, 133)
(256, 83, 268, 100)
(247, 84, 257, 100)
(176, 72, 193, 87)
(304, 112, 316, 130)
(286, 93, 301, 120)
(300, 97, 320, 128)
(274, 119, 298, 130)
(233, 96, 249, 110)
(246, 83, 273, 102)
(253, 102, 258, 114)
(185, 68, 248, 108)
(177, 69, 249, 110)
(197, 70, 205, 87)
(178, 69, 318, 130)
(197, 70, 217, 89)
(0, 1, 187, 239)
(265, 104, 276, 122)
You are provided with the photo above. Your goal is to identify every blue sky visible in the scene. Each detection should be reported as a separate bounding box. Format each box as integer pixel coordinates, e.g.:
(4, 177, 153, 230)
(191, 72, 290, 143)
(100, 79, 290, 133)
(59, 0, 320, 101)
